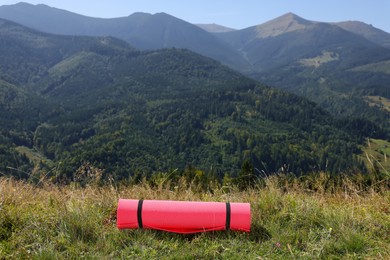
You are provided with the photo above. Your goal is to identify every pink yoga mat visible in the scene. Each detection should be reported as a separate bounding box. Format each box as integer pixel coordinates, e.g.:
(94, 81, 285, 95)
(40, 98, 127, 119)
(117, 199, 251, 233)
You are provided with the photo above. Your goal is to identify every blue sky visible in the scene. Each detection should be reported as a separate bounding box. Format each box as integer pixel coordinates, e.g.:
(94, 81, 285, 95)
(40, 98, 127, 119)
(1, 0, 390, 32)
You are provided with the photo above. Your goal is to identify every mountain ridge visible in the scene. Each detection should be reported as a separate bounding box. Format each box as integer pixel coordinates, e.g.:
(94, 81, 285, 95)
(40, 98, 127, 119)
(335, 20, 390, 49)
(0, 2, 251, 72)
(2, 3, 390, 124)
(0, 18, 371, 178)
(196, 23, 236, 33)
(252, 12, 313, 38)
(1, 3, 389, 79)
(1, 3, 390, 124)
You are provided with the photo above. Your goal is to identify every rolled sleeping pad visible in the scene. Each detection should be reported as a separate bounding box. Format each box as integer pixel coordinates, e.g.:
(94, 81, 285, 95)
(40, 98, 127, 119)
(117, 199, 251, 234)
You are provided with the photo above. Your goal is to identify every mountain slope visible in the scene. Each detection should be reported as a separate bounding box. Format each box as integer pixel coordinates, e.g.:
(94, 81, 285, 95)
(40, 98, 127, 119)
(2, 3, 389, 101)
(0, 19, 369, 179)
(0, 18, 133, 86)
(336, 21, 390, 49)
(216, 13, 390, 71)
(214, 13, 390, 127)
(196, 23, 236, 33)
(216, 13, 312, 47)
(0, 2, 250, 72)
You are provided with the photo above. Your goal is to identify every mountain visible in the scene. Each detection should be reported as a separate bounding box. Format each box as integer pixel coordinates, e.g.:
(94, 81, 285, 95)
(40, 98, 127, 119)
(216, 13, 390, 72)
(2, 3, 389, 105)
(0, 18, 370, 180)
(216, 13, 312, 46)
(196, 23, 236, 33)
(335, 21, 390, 49)
(214, 13, 390, 124)
(0, 2, 250, 72)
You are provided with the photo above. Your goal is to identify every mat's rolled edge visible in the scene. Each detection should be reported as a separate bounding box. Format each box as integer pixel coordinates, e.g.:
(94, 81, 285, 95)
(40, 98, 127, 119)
(231, 202, 251, 232)
(117, 199, 139, 229)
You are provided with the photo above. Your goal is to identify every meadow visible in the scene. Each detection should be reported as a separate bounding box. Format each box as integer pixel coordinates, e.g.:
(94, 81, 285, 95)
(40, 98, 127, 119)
(1, 172, 389, 259)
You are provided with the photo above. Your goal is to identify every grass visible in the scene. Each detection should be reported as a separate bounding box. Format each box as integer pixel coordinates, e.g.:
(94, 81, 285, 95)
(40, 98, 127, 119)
(0, 174, 389, 259)
(15, 146, 52, 166)
(351, 60, 390, 75)
(364, 96, 390, 113)
(299, 51, 339, 68)
(361, 138, 390, 175)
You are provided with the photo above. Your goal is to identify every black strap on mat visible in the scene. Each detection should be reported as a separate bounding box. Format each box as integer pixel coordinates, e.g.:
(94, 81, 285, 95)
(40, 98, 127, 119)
(226, 202, 231, 230)
(137, 199, 144, 229)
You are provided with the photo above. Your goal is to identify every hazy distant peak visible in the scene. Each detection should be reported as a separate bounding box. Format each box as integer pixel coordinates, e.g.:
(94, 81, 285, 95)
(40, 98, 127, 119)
(253, 12, 313, 38)
(154, 12, 170, 16)
(138, 12, 182, 22)
(278, 12, 310, 23)
(128, 12, 152, 17)
(10, 2, 33, 7)
(12, 2, 57, 10)
(335, 20, 390, 49)
(1, 1, 91, 19)
(337, 20, 382, 34)
(196, 23, 236, 33)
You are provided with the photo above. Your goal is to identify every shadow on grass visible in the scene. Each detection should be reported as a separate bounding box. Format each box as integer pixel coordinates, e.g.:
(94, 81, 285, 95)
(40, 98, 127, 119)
(248, 223, 272, 242)
(125, 223, 271, 243)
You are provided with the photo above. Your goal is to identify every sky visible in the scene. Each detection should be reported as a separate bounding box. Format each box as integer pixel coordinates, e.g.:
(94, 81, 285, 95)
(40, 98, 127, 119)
(1, 0, 389, 32)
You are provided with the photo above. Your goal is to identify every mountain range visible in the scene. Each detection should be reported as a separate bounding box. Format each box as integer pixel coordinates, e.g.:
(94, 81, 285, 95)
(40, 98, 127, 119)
(0, 2, 250, 72)
(1, 2, 390, 121)
(0, 15, 376, 180)
(0, 2, 389, 179)
(214, 13, 390, 120)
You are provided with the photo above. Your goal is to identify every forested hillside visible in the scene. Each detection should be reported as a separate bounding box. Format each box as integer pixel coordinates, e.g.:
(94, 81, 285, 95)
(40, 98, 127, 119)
(0, 18, 380, 182)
